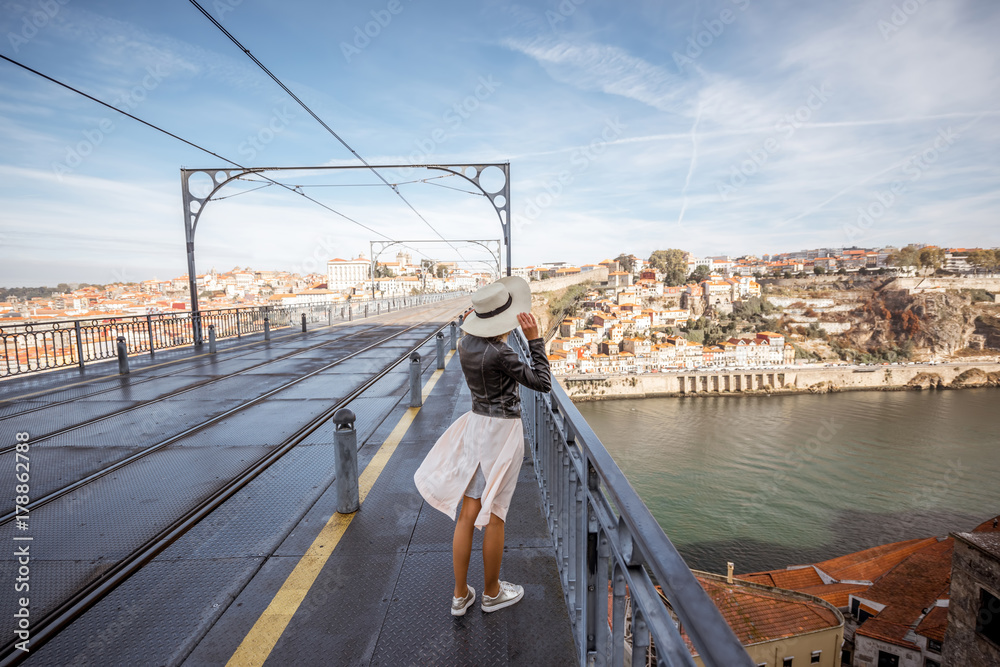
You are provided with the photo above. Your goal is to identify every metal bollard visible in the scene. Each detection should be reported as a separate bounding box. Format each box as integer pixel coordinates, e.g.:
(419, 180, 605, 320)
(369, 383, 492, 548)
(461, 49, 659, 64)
(365, 305, 368, 318)
(333, 408, 359, 513)
(116, 336, 129, 375)
(208, 324, 217, 354)
(436, 332, 445, 370)
(409, 352, 422, 408)
(349, 306, 353, 322)
(301, 312, 307, 333)
(449, 322, 457, 350)
(264, 317, 271, 341)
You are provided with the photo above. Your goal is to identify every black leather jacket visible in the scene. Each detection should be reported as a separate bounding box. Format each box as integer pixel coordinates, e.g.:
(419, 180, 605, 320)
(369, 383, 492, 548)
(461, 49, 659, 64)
(458, 335, 552, 419)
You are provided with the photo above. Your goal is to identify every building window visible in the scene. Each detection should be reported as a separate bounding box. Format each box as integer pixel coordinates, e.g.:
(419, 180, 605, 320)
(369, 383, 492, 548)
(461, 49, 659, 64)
(926, 638, 942, 654)
(783, 659, 793, 667)
(978, 588, 1000, 646)
(924, 659, 941, 667)
(877, 651, 899, 667)
(841, 648, 851, 664)
(811, 650, 821, 663)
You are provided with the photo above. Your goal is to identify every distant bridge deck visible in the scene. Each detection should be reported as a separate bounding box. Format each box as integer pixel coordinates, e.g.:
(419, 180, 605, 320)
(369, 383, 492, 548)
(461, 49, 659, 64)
(0, 298, 575, 666)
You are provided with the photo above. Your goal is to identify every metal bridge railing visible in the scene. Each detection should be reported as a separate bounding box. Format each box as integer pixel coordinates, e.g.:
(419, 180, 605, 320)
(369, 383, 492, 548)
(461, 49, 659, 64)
(0, 293, 462, 379)
(513, 332, 753, 667)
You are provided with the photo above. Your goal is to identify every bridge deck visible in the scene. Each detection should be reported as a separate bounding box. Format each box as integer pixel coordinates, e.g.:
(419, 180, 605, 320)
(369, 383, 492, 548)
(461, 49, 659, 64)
(0, 306, 575, 666)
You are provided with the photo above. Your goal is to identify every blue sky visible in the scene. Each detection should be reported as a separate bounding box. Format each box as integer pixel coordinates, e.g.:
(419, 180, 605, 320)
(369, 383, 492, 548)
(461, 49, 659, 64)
(1, 0, 998, 286)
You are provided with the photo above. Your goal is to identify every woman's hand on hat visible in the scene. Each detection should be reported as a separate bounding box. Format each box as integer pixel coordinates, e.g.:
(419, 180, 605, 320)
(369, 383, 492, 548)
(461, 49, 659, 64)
(517, 312, 540, 340)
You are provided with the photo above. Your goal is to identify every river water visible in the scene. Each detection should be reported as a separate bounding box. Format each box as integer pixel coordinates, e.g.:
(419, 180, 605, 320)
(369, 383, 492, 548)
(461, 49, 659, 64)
(575, 388, 1000, 576)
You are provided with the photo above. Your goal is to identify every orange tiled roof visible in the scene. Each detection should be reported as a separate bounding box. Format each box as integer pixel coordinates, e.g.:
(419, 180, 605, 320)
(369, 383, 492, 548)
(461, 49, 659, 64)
(861, 538, 953, 626)
(686, 575, 841, 653)
(814, 537, 938, 583)
(915, 605, 948, 642)
(797, 582, 870, 609)
(741, 567, 823, 590)
(856, 618, 918, 650)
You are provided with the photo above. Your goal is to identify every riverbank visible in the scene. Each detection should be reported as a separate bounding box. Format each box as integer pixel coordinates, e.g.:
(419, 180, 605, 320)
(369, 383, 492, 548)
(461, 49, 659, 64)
(559, 361, 1000, 400)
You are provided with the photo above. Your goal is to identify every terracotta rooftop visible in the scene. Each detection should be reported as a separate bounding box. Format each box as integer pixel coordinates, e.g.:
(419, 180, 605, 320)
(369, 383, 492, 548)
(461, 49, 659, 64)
(814, 537, 938, 583)
(682, 574, 842, 656)
(915, 605, 948, 643)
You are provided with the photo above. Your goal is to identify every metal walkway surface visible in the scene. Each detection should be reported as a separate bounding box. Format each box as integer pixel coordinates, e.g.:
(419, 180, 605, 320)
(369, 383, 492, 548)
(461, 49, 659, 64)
(0, 301, 575, 666)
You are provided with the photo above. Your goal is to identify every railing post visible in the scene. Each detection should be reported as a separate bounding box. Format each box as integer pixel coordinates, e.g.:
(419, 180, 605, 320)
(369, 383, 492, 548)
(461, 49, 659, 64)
(435, 332, 445, 369)
(208, 324, 217, 354)
(328, 307, 332, 327)
(349, 305, 353, 321)
(236, 308, 242, 338)
(333, 408, 359, 513)
(409, 352, 422, 408)
(145, 314, 155, 357)
(612, 564, 627, 667)
(74, 321, 85, 370)
(631, 610, 649, 667)
(264, 317, 271, 341)
(301, 312, 307, 333)
(116, 336, 129, 375)
(365, 304, 368, 318)
(449, 321, 457, 350)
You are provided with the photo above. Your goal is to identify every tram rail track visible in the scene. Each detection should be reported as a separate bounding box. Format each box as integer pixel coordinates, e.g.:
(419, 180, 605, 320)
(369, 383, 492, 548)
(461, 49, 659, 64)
(0, 306, 459, 523)
(0, 306, 457, 452)
(0, 310, 461, 666)
(0, 298, 461, 421)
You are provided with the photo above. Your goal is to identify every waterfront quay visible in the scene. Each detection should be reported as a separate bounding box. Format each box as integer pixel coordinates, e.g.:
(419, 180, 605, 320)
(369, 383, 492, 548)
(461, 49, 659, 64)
(560, 360, 1000, 400)
(0, 297, 753, 665)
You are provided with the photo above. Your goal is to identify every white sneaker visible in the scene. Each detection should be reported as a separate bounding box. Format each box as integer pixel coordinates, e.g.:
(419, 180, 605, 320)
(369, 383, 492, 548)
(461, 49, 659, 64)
(481, 581, 523, 613)
(451, 585, 475, 616)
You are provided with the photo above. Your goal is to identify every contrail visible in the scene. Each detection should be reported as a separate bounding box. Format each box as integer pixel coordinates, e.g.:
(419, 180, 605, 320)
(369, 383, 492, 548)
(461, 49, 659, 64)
(676, 102, 703, 227)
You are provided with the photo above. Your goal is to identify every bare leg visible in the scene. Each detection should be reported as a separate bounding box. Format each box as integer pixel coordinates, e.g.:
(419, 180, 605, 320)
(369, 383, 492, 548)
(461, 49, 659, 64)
(482, 512, 505, 598)
(453, 496, 481, 598)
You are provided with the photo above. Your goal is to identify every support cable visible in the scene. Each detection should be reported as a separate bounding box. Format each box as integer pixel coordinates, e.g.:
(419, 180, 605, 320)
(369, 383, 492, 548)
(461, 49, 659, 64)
(0, 53, 428, 255)
(185, 0, 471, 265)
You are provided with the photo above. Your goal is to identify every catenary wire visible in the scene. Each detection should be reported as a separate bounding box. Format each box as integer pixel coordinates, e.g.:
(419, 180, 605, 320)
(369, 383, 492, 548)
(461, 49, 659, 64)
(0, 53, 433, 257)
(185, 0, 472, 266)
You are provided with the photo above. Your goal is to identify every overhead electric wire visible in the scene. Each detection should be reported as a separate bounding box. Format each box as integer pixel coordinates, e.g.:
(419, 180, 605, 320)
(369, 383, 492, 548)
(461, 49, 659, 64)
(185, 0, 472, 266)
(0, 52, 427, 254)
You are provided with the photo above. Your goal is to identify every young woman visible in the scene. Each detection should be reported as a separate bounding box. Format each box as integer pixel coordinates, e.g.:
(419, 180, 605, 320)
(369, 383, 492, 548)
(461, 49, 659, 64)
(414, 276, 552, 616)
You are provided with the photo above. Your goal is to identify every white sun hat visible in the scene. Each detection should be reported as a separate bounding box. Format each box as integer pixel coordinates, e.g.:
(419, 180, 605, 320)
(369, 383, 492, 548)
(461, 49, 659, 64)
(460, 276, 533, 338)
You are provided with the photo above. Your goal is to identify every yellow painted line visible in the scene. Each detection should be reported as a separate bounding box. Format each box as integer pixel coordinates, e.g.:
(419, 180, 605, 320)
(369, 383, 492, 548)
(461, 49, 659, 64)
(226, 347, 455, 667)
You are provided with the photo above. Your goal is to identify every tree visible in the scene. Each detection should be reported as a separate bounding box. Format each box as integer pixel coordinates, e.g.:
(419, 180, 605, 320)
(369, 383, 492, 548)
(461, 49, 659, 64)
(648, 249, 687, 285)
(435, 265, 449, 279)
(966, 248, 1000, 273)
(887, 244, 921, 269)
(614, 253, 635, 273)
(814, 266, 826, 275)
(374, 263, 395, 278)
(918, 247, 945, 272)
(688, 264, 711, 283)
